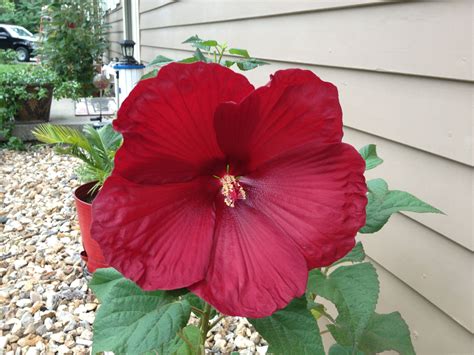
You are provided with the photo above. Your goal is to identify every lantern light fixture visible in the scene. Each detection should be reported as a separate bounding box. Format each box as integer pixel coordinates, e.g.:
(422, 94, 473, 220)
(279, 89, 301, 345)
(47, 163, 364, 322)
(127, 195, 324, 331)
(119, 39, 138, 64)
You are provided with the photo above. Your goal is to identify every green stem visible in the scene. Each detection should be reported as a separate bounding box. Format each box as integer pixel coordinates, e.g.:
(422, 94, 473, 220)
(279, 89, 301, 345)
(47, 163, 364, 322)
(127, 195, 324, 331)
(217, 45, 226, 64)
(199, 303, 212, 350)
(191, 306, 204, 316)
(208, 314, 225, 330)
(177, 330, 195, 351)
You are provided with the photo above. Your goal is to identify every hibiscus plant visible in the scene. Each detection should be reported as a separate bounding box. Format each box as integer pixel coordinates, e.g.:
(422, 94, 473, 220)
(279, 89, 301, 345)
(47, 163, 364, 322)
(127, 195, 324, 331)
(87, 42, 441, 355)
(142, 35, 269, 80)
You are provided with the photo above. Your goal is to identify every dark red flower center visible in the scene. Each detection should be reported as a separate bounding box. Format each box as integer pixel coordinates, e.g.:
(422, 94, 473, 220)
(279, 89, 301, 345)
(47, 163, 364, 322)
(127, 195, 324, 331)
(219, 174, 246, 208)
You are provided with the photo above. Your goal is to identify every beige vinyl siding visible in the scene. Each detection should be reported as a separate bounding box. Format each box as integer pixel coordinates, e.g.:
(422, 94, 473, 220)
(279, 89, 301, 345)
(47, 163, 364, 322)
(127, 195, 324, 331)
(105, 4, 124, 59)
(111, 0, 474, 353)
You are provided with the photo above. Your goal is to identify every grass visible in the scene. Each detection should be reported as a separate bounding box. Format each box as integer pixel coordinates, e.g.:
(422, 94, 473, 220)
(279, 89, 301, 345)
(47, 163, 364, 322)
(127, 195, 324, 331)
(0, 63, 28, 74)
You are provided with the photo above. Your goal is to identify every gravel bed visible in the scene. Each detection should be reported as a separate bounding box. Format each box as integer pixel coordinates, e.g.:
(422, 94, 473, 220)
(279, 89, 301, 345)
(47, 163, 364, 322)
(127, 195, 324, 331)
(0, 146, 268, 354)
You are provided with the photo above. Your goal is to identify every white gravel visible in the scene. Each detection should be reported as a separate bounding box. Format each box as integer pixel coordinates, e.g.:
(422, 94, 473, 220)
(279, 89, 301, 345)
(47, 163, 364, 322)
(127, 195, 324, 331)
(0, 146, 267, 354)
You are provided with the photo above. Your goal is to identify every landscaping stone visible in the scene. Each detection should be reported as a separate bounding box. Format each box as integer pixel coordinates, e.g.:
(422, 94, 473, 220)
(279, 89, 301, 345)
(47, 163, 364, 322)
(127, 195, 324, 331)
(0, 146, 268, 354)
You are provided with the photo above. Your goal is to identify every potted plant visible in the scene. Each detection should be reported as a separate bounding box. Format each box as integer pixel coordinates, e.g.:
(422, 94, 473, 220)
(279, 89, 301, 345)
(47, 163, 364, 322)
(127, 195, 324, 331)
(0, 63, 80, 149)
(33, 123, 122, 272)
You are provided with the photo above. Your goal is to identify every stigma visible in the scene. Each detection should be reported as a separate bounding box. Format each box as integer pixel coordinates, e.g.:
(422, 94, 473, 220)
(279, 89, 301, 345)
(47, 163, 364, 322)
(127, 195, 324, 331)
(219, 175, 246, 207)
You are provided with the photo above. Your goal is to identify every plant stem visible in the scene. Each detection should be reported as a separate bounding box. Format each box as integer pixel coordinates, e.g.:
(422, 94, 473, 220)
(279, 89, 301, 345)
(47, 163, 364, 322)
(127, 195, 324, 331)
(177, 330, 195, 351)
(208, 314, 226, 330)
(199, 303, 212, 350)
(191, 306, 204, 316)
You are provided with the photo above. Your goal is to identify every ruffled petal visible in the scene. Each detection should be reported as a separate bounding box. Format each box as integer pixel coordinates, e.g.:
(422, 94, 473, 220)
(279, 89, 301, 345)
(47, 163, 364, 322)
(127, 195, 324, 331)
(190, 203, 308, 318)
(91, 175, 219, 290)
(214, 69, 342, 173)
(114, 62, 254, 184)
(240, 142, 367, 269)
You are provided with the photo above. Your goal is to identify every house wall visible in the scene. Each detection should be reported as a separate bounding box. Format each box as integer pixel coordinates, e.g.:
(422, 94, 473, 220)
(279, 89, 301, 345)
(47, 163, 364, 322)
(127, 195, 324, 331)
(104, 2, 124, 60)
(106, 1, 474, 353)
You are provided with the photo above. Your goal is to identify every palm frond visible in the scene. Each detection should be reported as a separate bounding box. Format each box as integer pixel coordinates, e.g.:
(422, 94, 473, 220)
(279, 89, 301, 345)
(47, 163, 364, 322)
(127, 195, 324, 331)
(32, 124, 92, 152)
(33, 123, 122, 186)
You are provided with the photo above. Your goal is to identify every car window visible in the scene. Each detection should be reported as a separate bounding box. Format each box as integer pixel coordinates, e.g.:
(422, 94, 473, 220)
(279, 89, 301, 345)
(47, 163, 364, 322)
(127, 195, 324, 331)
(10, 26, 33, 37)
(0, 27, 8, 35)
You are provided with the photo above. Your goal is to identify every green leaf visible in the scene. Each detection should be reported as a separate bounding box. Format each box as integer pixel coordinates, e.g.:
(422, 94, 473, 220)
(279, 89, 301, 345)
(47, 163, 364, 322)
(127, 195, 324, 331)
(224, 60, 235, 68)
(307, 269, 333, 297)
(148, 54, 174, 67)
(193, 48, 208, 62)
(200, 40, 218, 47)
(175, 325, 201, 355)
(236, 58, 269, 71)
(141, 68, 159, 80)
(90, 270, 191, 354)
(331, 242, 365, 267)
(229, 48, 250, 58)
(182, 35, 202, 44)
(358, 312, 415, 355)
(360, 178, 443, 234)
(327, 263, 379, 343)
(88, 268, 123, 302)
(183, 293, 216, 318)
(248, 297, 324, 355)
(328, 344, 364, 355)
(179, 57, 199, 64)
(359, 144, 383, 170)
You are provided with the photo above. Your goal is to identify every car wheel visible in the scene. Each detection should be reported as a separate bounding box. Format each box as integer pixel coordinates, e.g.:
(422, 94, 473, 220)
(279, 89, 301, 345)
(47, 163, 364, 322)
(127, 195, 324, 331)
(16, 47, 30, 62)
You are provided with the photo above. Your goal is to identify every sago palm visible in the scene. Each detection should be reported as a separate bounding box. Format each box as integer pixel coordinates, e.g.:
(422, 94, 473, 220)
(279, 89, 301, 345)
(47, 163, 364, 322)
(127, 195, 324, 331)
(32, 123, 122, 191)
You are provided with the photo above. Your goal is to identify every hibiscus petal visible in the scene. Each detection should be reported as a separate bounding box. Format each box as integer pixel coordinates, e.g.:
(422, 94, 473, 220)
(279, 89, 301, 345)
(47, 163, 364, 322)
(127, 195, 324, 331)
(114, 62, 254, 184)
(214, 69, 343, 173)
(190, 203, 308, 318)
(240, 142, 367, 269)
(91, 175, 218, 290)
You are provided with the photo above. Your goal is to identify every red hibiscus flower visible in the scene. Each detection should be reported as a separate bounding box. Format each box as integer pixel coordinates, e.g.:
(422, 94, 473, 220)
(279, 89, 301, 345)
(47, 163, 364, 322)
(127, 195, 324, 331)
(91, 62, 367, 318)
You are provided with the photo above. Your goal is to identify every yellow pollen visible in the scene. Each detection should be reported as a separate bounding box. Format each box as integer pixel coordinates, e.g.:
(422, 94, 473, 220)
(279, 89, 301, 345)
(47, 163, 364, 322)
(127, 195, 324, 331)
(219, 174, 246, 208)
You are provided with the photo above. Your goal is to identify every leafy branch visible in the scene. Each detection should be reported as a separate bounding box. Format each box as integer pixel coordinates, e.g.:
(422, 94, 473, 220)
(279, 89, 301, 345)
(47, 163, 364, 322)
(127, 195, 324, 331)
(143, 35, 269, 80)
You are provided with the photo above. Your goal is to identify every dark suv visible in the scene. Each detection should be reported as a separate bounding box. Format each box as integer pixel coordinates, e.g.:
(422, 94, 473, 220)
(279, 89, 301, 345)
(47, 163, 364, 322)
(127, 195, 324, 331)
(0, 24, 37, 62)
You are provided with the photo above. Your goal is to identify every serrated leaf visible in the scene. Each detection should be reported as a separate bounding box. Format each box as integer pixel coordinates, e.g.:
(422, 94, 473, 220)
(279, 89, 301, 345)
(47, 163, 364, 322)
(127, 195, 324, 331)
(183, 293, 217, 318)
(331, 242, 365, 267)
(328, 263, 379, 343)
(182, 35, 202, 44)
(329, 344, 364, 355)
(140, 68, 158, 80)
(236, 58, 269, 71)
(248, 297, 324, 355)
(229, 48, 250, 58)
(359, 144, 383, 170)
(358, 312, 415, 355)
(91, 271, 191, 354)
(175, 325, 201, 355)
(89, 268, 123, 302)
(360, 178, 442, 234)
(307, 269, 335, 298)
(193, 48, 208, 62)
(148, 54, 174, 67)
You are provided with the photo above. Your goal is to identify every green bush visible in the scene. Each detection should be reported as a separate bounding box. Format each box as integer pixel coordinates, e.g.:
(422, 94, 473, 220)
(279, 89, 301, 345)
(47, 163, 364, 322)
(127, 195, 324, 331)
(0, 64, 80, 149)
(0, 49, 17, 65)
(40, 0, 108, 97)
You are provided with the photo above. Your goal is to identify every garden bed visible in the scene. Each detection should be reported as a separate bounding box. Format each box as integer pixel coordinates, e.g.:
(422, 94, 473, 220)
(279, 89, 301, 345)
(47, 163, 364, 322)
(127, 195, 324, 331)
(0, 146, 267, 354)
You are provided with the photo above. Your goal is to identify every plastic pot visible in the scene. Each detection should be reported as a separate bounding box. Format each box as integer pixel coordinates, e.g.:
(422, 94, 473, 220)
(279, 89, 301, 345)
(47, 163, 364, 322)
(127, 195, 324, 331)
(73, 181, 108, 273)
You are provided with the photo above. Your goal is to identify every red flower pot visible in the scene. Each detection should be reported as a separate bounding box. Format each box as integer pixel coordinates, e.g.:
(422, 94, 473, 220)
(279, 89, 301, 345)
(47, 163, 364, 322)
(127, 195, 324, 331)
(73, 182, 108, 272)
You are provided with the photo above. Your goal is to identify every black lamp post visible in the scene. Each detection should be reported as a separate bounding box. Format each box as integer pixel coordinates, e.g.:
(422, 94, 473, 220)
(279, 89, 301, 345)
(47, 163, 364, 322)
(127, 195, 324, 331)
(119, 39, 138, 64)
